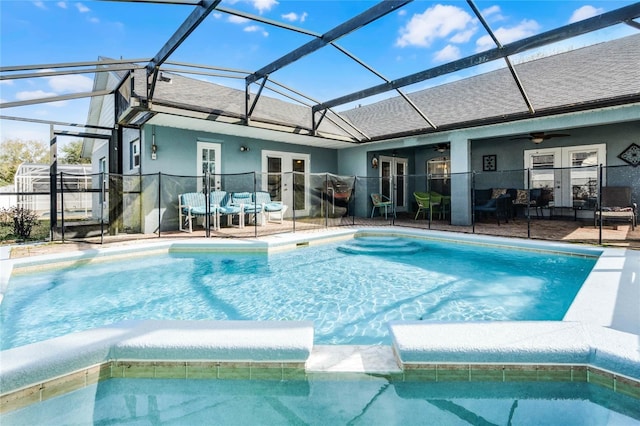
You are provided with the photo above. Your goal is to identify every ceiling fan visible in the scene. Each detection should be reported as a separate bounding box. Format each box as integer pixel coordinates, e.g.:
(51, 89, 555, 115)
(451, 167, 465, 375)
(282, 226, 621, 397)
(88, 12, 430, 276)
(511, 131, 570, 144)
(434, 143, 449, 153)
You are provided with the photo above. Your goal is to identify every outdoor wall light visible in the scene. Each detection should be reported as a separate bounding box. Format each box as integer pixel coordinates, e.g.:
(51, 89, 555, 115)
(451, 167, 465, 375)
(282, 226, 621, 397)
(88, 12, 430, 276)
(151, 126, 158, 160)
(371, 155, 378, 169)
(240, 146, 250, 152)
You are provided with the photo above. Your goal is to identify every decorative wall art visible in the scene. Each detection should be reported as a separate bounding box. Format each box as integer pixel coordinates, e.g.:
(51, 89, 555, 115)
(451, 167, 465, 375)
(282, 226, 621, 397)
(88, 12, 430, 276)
(483, 154, 497, 171)
(618, 143, 640, 166)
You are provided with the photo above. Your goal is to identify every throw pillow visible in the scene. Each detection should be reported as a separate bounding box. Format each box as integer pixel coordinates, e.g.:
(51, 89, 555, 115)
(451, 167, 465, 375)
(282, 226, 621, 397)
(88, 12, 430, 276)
(515, 189, 529, 204)
(491, 188, 506, 199)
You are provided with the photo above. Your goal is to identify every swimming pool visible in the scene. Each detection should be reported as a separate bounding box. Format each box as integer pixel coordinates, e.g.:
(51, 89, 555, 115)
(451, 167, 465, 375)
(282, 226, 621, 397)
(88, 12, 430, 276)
(1, 229, 638, 423)
(0, 234, 596, 349)
(3, 376, 639, 425)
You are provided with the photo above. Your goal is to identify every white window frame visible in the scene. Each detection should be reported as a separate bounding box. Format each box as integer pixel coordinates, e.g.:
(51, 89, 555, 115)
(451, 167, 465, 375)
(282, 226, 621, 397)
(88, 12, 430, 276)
(129, 139, 140, 170)
(261, 150, 310, 217)
(197, 140, 222, 192)
(524, 143, 606, 206)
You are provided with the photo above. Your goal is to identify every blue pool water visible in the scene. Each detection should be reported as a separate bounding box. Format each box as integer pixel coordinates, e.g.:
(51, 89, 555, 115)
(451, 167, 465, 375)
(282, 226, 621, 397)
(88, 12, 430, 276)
(3, 377, 639, 425)
(1, 236, 596, 349)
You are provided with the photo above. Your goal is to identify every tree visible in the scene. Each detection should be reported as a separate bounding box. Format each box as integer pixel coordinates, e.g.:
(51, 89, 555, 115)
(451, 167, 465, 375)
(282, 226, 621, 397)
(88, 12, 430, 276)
(60, 140, 90, 165)
(0, 139, 48, 186)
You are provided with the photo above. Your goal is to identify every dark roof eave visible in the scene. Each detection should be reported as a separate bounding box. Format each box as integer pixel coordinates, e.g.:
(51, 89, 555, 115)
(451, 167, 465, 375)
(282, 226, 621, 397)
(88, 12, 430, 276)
(146, 97, 361, 144)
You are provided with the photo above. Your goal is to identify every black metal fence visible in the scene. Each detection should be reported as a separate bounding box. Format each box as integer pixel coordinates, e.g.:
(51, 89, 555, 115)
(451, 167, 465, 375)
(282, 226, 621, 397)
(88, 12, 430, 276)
(1, 164, 638, 247)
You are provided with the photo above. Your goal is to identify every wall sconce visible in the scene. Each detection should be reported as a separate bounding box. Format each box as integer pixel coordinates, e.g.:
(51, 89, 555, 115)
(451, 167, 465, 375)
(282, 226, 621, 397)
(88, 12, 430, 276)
(240, 146, 250, 152)
(371, 155, 378, 169)
(151, 126, 158, 160)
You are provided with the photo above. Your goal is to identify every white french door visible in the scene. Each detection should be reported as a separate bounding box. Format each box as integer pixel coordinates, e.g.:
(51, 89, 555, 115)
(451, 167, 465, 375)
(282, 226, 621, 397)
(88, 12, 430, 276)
(262, 150, 310, 217)
(524, 144, 605, 207)
(379, 156, 409, 212)
(197, 141, 221, 192)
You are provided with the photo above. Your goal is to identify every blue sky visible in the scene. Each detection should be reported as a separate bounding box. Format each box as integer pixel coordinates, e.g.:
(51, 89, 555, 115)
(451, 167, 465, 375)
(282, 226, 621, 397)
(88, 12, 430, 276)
(1, 0, 637, 145)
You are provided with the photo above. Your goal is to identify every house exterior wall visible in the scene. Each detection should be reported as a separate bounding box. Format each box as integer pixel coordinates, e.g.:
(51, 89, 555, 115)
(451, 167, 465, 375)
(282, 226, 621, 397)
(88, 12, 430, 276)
(137, 125, 341, 232)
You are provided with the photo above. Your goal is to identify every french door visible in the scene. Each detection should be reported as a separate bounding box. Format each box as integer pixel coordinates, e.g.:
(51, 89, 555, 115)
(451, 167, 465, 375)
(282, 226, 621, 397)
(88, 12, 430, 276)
(197, 141, 221, 192)
(379, 156, 408, 212)
(262, 150, 310, 217)
(524, 144, 605, 207)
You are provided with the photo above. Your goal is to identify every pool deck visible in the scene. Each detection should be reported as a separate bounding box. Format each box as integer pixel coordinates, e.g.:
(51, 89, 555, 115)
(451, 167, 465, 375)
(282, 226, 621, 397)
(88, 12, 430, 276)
(1, 227, 639, 405)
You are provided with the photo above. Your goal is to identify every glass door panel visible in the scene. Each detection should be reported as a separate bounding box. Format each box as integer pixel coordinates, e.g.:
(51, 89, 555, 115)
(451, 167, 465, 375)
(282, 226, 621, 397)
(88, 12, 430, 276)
(379, 156, 408, 212)
(197, 141, 221, 192)
(292, 158, 306, 211)
(526, 144, 605, 207)
(262, 150, 310, 217)
(267, 156, 282, 201)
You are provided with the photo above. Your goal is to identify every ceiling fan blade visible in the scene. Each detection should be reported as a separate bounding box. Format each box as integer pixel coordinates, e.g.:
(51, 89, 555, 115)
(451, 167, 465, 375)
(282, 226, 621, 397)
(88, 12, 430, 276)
(544, 133, 570, 139)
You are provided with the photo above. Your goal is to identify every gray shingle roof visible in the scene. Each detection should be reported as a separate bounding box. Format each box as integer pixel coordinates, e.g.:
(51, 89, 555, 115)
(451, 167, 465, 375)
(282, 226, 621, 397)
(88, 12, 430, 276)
(341, 33, 640, 139)
(130, 33, 640, 143)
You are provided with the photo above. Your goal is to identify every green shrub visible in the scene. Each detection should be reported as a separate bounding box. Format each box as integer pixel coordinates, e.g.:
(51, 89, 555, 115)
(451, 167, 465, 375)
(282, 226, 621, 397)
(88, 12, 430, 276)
(1, 207, 39, 241)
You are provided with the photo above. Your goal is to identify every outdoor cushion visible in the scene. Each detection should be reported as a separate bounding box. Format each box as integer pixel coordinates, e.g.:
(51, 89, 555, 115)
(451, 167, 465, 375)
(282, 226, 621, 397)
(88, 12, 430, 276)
(491, 188, 507, 198)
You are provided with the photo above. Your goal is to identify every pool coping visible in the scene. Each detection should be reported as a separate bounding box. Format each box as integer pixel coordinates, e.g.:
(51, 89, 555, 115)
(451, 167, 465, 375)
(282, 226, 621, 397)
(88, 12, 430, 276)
(1, 227, 639, 411)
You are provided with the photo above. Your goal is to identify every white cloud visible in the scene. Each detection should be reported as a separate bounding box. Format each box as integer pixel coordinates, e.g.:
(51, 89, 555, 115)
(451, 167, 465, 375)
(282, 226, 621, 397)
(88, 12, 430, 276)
(57, 2, 67, 9)
(75, 2, 90, 13)
(48, 75, 93, 92)
(282, 11, 307, 23)
(0, 80, 13, 86)
(282, 12, 297, 22)
(228, 15, 250, 24)
(16, 90, 58, 101)
(33, 1, 46, 10)
(450, 28, 475, 44)
(434, 44, 461, 62)
(396, 4, 476, 48)
(481, 5, 504, 21)
(244, 25, 268, 37)
(212, 12, 222, 19)
(89, 17, 99, 24)
(252, 0, 278, 14)
(476, 19, 540, 51)
(569, 5, 604, 23)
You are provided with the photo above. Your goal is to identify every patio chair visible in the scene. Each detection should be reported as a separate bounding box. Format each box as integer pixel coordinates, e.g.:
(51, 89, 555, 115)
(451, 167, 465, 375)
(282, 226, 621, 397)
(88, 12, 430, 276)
(210, 190, 244, 229)
(232, 192, 262, 225)
(370, 193, 394, 219)
(594, 186, 637, 230)
(414, 191, 442, 221)
(254, 191, 288, 224)
(474, 193, 511, 225)
(178, 192, 211, 233)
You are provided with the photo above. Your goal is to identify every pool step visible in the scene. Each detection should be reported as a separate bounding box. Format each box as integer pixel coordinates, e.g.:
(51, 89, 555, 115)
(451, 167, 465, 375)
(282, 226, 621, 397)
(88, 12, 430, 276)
(337, 237, 423, 255)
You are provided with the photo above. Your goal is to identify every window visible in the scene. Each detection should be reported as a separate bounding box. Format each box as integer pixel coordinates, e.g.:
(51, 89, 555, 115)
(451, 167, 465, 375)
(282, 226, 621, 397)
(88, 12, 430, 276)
(99, 157, 107, 204)
(130, 139, 140, 169)
(426, 156, 450, 195)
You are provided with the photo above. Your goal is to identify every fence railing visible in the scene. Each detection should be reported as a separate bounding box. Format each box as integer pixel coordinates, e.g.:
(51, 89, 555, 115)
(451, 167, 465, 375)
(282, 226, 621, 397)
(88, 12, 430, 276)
(0, 164, 638, 247)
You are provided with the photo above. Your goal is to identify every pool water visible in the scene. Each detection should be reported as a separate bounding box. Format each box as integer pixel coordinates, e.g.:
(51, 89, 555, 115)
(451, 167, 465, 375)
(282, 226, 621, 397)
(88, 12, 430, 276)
(3, 377, 639, 425)
(0, 237, 596, 349)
